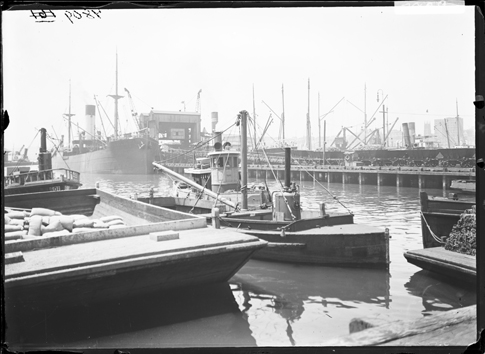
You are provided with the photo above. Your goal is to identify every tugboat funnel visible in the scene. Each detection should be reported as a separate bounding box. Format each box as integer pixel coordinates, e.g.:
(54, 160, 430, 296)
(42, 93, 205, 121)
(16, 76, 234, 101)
(284, 147, 291, 189)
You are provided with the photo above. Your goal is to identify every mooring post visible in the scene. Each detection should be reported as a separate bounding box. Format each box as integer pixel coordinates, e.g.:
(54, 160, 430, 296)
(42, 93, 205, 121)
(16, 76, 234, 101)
(212, 208, 220, 229)
(319, 202, 326, 217)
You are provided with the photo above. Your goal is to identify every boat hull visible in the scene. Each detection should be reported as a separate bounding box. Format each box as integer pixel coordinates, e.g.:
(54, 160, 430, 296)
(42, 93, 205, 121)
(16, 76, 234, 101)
(5, 236, 263, 309)
(5, 188, 101, 216)
(4, 180, 81, 195)
(241, 224, 389, 267)
(404, 247, 475, 285)
(419, 192, 475, 248)
(402, 192, 476, 285)
(221, 214, 389, 267)
(4, 188, 267, 309)
(52, 137, 161, 174)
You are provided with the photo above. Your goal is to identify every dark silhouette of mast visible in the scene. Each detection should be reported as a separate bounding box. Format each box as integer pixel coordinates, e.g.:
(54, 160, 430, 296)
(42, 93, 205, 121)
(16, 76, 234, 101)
(108, 51, 123, 139)
(63, 79, 75, 147)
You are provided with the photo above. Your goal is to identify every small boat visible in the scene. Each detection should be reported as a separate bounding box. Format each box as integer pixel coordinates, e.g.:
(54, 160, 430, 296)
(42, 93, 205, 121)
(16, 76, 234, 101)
(4, 128, 82, 195)
(450, 179, 476, 194)
(403, 191, 476, 285)
(4, 188, 267, 309)
(155, 133, 272, 212)
(155, 110, 390, 267)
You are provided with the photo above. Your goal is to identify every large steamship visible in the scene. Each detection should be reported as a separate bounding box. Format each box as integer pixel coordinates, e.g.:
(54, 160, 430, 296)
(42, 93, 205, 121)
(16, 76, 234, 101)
(52, 54, 161, 175)
(52, 105, 160, 175)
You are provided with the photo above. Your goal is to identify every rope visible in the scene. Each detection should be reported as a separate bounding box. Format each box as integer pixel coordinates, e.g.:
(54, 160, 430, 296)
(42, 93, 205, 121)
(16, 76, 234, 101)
(292, 159, 354, 215)
(45, 133, 72, 170)
(420, 211, 446, 244)
(189, 175, 212, 214)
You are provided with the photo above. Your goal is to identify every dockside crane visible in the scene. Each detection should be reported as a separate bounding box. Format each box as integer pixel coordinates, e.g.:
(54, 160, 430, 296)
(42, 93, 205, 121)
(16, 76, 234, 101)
(195, 89, 202, 113)
(124, 88, 141, 131)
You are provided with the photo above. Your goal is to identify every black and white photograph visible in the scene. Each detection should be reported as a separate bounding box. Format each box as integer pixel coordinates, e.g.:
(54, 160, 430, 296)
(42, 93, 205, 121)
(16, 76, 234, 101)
(2, 1, 481, 350)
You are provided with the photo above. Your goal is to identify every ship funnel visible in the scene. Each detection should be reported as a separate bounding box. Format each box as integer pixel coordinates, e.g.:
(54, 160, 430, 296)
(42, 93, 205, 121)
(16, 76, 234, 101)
(408, 122, 416, 145)
(402, 123, 411, 148)
(273, 147, 301, 221)
(85, 105, 96, 139)
(284, 147, 291, 189)
(213, 131, 222, 151)
(211, 112, 219, 133)
(38, 128, 52, 171)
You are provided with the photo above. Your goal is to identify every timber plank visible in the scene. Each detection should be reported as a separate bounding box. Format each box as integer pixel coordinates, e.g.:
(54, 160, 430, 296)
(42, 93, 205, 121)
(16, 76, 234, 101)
(324, 305, 476, 346)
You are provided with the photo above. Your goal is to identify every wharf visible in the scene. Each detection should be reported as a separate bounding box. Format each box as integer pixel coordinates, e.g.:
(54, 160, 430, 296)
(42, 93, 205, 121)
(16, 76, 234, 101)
(324, 305, 477, 346)
(164, 162, 474, 191)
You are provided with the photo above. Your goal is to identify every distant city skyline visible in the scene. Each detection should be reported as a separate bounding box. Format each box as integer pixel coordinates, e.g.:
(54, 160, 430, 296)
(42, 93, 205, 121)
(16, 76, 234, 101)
(3, 5, 475, 158)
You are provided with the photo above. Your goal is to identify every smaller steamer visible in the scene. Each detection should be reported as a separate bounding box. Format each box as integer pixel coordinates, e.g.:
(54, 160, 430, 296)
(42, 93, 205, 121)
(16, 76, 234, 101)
(219, 111, 389, 268)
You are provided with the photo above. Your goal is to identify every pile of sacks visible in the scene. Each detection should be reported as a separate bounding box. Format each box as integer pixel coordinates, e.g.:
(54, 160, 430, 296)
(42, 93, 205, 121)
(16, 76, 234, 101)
(4, 207, 126, 240)
(444, 205, 476, 256)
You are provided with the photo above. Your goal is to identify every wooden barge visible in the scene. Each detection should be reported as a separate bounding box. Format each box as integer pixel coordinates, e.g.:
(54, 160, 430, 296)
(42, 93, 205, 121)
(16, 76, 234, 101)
(403, 192, 476, 284)
(4, 188, 267, 309)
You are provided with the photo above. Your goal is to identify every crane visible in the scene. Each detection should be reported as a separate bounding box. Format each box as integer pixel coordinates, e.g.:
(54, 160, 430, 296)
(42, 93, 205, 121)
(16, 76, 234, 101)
(195, 89, 202, 113)
(124, 88, 141, 130)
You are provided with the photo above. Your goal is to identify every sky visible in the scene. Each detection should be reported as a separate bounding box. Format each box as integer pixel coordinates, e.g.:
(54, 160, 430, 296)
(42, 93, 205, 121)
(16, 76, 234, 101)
(3, 4, 475, 157)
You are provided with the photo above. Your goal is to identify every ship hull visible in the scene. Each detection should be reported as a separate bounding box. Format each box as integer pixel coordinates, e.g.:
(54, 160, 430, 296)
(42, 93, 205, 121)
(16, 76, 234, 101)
(52, 137, 161, 174)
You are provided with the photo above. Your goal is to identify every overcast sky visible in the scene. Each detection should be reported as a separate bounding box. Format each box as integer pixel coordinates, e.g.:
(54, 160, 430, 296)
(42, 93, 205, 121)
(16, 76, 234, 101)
(3, 5, 475, 156)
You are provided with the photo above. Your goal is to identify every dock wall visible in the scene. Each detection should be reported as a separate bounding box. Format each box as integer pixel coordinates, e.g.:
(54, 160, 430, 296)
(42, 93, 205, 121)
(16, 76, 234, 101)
(163, 163, 475, 192)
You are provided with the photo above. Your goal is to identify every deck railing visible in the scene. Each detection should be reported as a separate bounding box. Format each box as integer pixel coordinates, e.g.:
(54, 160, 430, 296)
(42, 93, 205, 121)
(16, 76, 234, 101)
(4, 168, 81, 187)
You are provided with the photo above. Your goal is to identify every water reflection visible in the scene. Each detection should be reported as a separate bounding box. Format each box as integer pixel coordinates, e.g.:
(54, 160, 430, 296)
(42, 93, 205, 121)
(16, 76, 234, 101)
(6, 283, 255, 349)
(70, 173, 476, 346)
(230, 260, 390, 346)
(404, 270, 476, 315)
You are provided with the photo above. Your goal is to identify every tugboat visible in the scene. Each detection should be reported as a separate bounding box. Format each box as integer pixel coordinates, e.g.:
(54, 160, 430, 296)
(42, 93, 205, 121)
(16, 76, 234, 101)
(4, 128, 82, 195)
(155, 110, 390, 267)
(154, 132, 272, 212)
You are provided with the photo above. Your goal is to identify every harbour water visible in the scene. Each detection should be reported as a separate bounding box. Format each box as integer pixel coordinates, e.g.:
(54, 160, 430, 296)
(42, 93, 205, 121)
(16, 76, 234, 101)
(6, 172, 476, 348)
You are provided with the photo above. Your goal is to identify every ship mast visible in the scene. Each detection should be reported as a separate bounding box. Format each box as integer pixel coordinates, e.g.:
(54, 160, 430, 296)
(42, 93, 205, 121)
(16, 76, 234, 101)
(252, 84, 257, 150)
(281, 84, 286, 143)
(306, 78, 311, 150)
(456, 98, 460, 146)
(240, 110, 249, 211)
(63, 79, 75, 147)
(364, 83, 367, 146)
(109, 51, 123, 139)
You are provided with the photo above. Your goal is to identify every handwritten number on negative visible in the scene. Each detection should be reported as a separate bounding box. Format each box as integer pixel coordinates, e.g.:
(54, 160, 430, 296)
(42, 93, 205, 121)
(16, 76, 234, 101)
(30, 10, 56, 22)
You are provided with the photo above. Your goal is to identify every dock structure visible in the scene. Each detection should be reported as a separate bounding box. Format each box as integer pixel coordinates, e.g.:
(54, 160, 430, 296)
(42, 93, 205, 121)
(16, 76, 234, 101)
(324, 305, 477, 347)
(163, 162, 475, 192)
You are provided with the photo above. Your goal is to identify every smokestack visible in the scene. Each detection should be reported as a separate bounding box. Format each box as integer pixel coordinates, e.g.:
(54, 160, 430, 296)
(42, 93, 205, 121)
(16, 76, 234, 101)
(408, 122, 416, 145)
(211, 112, 219, 133)
(38, 128, 52, 171)
(284, 147, 291, 189)
(213, 131, 222, 151)
(402, 123, 411, 148)
(85, 105, 96, 138)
